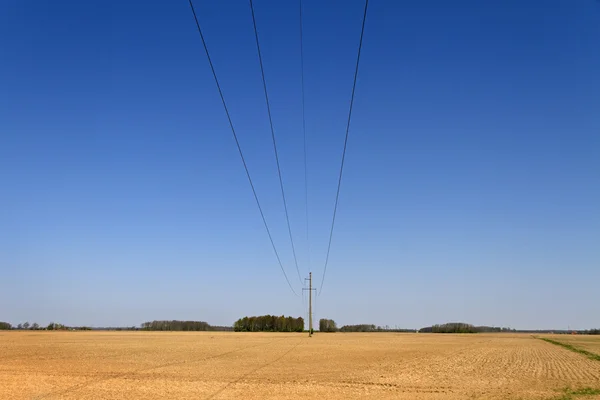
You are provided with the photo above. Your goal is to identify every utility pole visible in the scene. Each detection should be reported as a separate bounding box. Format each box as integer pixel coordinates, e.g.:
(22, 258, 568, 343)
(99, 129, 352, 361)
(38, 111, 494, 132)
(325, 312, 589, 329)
(303, 272, 315, 337)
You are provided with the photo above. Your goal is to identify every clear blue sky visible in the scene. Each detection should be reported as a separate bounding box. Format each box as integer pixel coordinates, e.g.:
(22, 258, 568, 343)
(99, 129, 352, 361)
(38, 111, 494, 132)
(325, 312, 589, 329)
(1, 1, 599, 330)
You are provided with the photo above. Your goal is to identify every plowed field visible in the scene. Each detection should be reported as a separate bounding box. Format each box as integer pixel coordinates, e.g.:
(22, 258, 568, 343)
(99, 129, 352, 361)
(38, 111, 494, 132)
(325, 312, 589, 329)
(1, 332, 600, 399)
(542, 334, 600, 358)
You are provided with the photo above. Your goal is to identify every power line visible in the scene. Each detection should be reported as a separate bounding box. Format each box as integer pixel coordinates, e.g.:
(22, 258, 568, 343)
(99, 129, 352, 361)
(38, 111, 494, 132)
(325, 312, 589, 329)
(249, 0, 303, 286)
(299, 0, 311, 278)
(319, 0, 369, 295)
(187, 0, 298, 296)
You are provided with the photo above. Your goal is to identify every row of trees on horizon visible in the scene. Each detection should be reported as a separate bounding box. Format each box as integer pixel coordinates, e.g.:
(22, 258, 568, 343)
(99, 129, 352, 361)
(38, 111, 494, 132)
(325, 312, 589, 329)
(419, 323, 481, 333)
(140, 320, 233, 331)
(319, 320, 416, 333)
(416, 323, 600, 334)
(233, 315, 304, 332)
(318, 320, 600, 335)
(0, 322, 91, 330)
(2, 320, 598, 335)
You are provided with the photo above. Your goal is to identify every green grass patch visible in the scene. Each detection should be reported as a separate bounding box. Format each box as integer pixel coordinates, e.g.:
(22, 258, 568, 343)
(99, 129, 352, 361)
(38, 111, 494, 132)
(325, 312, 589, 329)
(571, 388, 600, 396)
(553, 387, 600, 399)
(538, 337, 600, 362)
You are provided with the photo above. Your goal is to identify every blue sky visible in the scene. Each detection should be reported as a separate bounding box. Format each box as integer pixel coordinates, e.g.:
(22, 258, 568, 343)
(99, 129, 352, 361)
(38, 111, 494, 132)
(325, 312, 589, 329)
(1, 0, 599, 330)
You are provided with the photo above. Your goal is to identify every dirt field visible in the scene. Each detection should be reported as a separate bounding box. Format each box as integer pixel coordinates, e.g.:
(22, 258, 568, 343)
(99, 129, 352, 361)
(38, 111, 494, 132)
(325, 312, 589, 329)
(1, 332, 600, 400)
(541, 334, 600, 357)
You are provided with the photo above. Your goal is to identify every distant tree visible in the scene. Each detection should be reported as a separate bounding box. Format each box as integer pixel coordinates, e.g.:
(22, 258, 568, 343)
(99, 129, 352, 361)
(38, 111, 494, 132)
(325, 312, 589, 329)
(31, 323, 40, 330)
(47, 322, 66, 330)
(17, 323, 23, 330)
(22, 322, 30, 330)
(319, 319, 337, 332)
(0, 322, 12, 330)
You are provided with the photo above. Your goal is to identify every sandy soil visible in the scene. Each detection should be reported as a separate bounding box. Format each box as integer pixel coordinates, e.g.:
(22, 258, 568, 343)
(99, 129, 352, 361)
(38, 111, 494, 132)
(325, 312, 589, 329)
(1, 332, 600, 399)
(542, 334, 600, 357)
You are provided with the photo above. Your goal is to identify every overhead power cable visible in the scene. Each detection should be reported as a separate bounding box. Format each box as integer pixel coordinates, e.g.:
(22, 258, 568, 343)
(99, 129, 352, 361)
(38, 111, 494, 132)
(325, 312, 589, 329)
(319, 0, 369, 295)
(188, 0, 298, 296)
(249, 0, 303, 286)
(299, 0, 311, 278)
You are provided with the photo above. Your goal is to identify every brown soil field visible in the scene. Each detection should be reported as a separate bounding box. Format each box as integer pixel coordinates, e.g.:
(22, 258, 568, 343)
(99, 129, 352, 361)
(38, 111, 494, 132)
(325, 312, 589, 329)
(541, 334, 600, 357)
(1, 332, 600, 400)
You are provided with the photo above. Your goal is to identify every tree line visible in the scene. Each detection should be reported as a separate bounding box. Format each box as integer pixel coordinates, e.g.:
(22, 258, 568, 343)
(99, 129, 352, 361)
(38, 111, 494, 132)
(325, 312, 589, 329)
(3, 318, 598, 334)
(319, 320, 600, 335)
(416, 323, 600, 334)
(339, 324, 416, 333)
(419, 323, 520, 333)
(233, 315, 304, 332)
(419, 323, 478, 333)
(319, 319, 337, 332)
(474, 326, 517, 333)
(339, 324, 377, 332)
(0, 322, 92, 331)
(140, 320, 233, 331)
(18, 322, 42, 330)
(582, 329, 600, 335)
(317, 320, 416, 333)
(46, 323, 82, 330)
